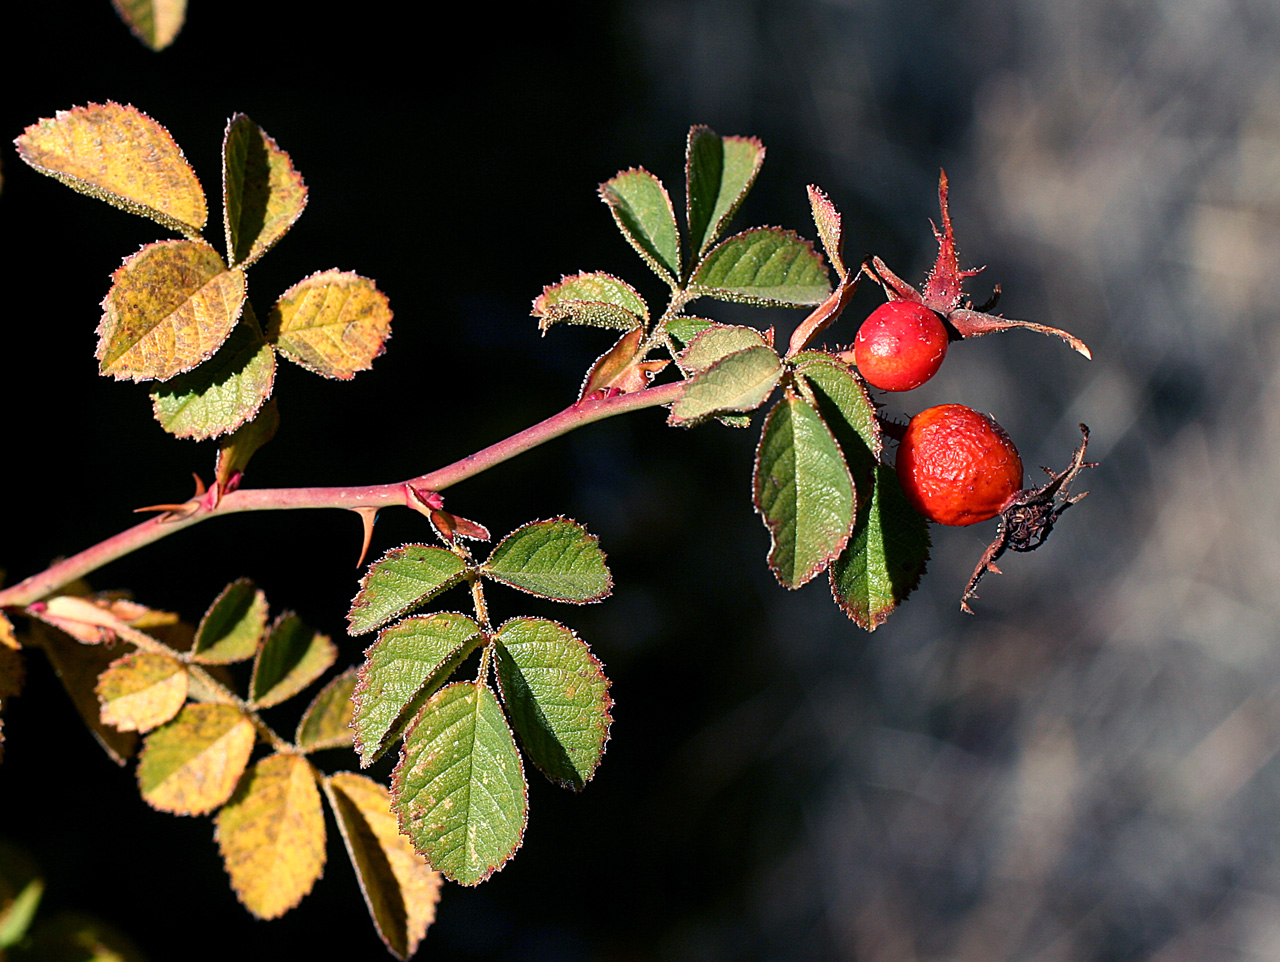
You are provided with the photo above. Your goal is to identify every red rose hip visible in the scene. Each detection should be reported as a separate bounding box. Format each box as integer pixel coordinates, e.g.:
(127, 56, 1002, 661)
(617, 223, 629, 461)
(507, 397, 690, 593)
(896, 404, 1023, 526)
(853, 300, 949, 391)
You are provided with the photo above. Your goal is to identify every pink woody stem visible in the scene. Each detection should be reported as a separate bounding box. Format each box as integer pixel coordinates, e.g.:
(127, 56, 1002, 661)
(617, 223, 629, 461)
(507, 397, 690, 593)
(0, 381, 685, 608)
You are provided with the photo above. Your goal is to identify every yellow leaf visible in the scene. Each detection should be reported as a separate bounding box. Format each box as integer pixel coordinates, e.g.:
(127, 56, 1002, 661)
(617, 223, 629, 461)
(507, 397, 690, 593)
(15, 103, 206, 235)
(266, 270, 392, 379)
(295, 668, 357, 753)
(111, 0, 187, 51)
(326, 772, 441, 959)
(98, 240, 247, 382)
(222, 115, 308, 268)
(96, 651, 187, 733)
(137, 703, 255, 814)
(216, 753, 326, 919)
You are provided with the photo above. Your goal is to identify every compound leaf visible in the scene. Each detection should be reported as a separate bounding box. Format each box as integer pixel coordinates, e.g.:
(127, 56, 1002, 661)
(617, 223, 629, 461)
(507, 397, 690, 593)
(137, 703, 255, 814)
(532, 272, 647, 333)
(215, 752, 326, 919)
(829, 464, 931, 629)
(96, 651, 187, 733)
(352, 612, 482, 767)
(482, 519, 612, 603)
(250, 613, 336, 709)
(150, 300, 276, 439)
(686, 126, 765, 257)
(15, 102, 206, 235)
(599, 168, 682, 285)
(325, 772, 441, 960)
(193, 579, 268, 665)
(668, 345, 782, 427)
(494, 618, 612, 790)
(753, 395, 856, 588)
(295, 668, 358, 753)
(347, 545, 468, 637)
(265, 270, 392, 379)
(391, 682, 527, 886)
(98, 240, 246, 382)
(690, 228, 829, 307)
(222, 114, 307, 269)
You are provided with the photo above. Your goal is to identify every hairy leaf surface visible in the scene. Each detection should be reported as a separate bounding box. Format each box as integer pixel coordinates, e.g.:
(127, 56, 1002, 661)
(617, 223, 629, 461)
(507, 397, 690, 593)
(690, 228, 829, 306)
(150, 301, 275, 439)
(325, 772, 441, 960)
(532, 272, 648, 332)
(222, 114, 307, 268)
(250, 614, 336, 709)
(265, 270, 392, 379)
(347, 545, 468, 636)
(96, 651, 187, 733)
(296, 668, 358, 753)
(792, 351, 882, 501)
(482, 519, 612, 603)
(599, 168, 682, 284)
(668, 345, 782, 426)
(830, 464, 931, 629)
(137, 703, 254, 814)
(352, 613, 482, 767)
(685, 127, 765, 257)
(494, 618, 612, 790)
(193, 579, 268, 664)
(678, 324, 771, 374)
(392, 682, 527, 886)
(98, 240, 246, 381)
(754, 395, 856, 588)
(15, 103, 206, 235)
(215, 753, 326, 919)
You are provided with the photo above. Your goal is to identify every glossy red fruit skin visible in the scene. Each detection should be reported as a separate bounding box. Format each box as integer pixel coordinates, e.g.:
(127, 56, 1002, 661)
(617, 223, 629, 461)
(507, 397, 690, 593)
(853, 300, 949, 392)
(896, 404, 1023, 526)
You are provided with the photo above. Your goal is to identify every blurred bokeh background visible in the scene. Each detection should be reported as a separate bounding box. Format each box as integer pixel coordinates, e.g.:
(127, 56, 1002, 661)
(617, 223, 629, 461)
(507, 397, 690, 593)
(4, 0, 1279, 959)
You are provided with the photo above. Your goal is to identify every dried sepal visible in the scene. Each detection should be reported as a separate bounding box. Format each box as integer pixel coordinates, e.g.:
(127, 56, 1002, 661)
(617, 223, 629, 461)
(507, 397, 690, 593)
(962, 424, 1095, 614)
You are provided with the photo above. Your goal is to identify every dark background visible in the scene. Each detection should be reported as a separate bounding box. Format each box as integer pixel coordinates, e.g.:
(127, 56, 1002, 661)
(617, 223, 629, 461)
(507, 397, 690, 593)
(4, 1, 1280, 959)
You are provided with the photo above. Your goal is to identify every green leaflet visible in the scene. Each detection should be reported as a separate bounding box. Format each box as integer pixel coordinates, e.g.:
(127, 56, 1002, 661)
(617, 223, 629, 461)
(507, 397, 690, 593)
(668, 345, 783, 426)
(347, 544, 468, 636)
(685, 126, 765, 258)
(494, 618, 612, 791)
(753, 395, 856, 588)
(351, 612, 483, 767)
(391, 682, 527, 886)
(829, 464, 931, 629)
(678, 324, 771, 374)
(532, 271, 648, 333)
(791, 351, 882, 503)
(599, 168, 682, 285)
(192, 579, 268, 664)
(249, 613, 336, 708)
(482, 519, 612, 603)
(689, 227, 829, 307)
(150, 301, 276, 440)
(295, 668, 358, 753)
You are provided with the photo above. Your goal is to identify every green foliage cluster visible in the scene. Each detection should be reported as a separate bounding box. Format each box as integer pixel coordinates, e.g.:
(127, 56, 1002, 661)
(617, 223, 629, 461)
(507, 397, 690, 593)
(0, 104, 1091, 957)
